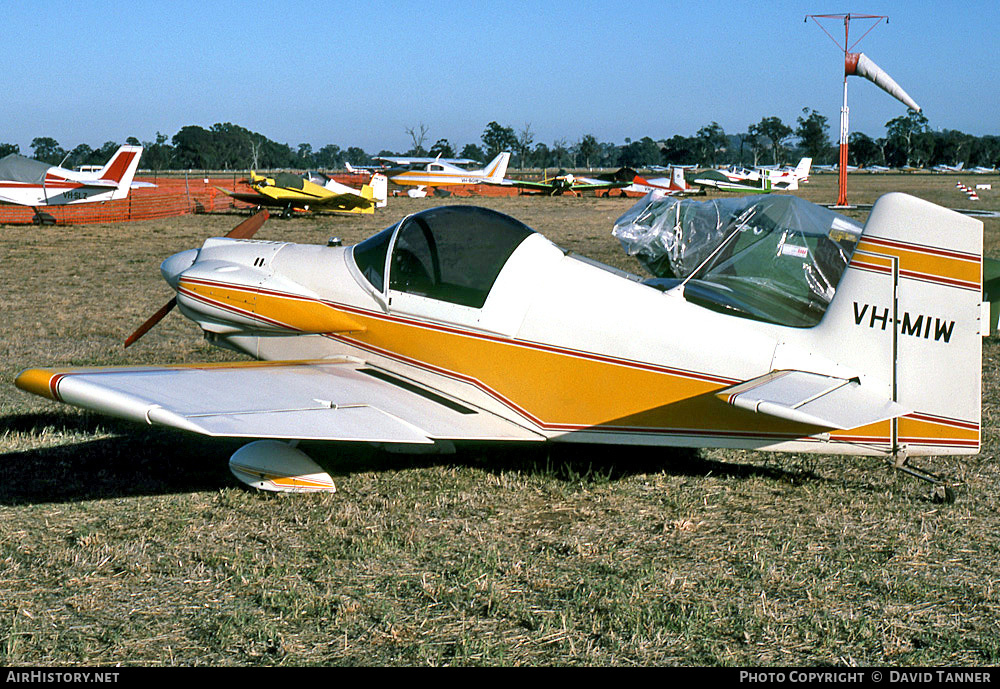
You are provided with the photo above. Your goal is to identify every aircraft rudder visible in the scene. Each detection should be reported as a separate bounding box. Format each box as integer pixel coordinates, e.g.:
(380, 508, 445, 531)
(820, 193, 983, 454)
(671, 166, 686, 190)
(370, 173, 388, 207)
(101, 145, 143, 198)
(485, 152, 511, 183)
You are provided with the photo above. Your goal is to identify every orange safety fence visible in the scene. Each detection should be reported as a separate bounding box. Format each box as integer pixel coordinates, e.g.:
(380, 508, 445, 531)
(0, 172, 620, 225)
(0, 176, 248, 225)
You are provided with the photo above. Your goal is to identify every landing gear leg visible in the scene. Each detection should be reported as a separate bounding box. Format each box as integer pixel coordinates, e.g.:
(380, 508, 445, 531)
(891, 449, 955, 503)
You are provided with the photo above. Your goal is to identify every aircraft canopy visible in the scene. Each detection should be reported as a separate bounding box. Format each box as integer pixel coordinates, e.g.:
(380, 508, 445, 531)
(613, 194, 863, 327)
(0, 154, 52, 184)
(353, 206, 535, 308)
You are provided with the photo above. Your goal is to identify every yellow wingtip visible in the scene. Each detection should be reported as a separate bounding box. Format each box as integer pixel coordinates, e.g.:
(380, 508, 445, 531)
(14, 368, 61, 401)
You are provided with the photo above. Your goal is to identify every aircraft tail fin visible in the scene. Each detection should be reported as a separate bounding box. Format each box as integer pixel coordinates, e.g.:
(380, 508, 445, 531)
(483, 152, 511, 183)
(345, 162, 358, 174)
(369, 173, 388, 207)
(815, 193, 983, 456)
(671, 166, 687, 190)
(795, 157, 812, 180)
(96, 145, 143, 199)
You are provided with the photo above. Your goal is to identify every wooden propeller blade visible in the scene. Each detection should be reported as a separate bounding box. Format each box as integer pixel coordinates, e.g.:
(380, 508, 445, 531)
(124, 211, 266, 348)
(124, 297, 177, 348)
(226, 209, 269, 239)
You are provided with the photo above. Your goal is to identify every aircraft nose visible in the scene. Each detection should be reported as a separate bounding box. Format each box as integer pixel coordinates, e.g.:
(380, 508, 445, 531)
(160, 249, 199, 288)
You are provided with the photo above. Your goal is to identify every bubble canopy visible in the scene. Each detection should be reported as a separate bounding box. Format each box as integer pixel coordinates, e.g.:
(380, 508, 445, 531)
(352, 206, 536, 308)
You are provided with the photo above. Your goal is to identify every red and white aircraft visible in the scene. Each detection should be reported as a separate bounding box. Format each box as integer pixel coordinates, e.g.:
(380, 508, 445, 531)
(624, 166, 699, 195)
(0, 145, 143, 207)
(717, 157, 812, 190)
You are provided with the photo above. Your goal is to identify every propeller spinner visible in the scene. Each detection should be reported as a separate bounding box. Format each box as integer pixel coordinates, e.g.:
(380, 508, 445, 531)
(124, 210, 269, 348)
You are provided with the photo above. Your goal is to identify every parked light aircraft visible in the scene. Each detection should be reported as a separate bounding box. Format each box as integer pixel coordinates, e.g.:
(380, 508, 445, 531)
(375, 155, 481, 167)
(622, 167, 699, 196)
(0, 145, 143, 208)
(488, 167, 635, 196)
(814, 163, 859, 174)
(345, 162, 387, 175)
(14, 193, 984, 500)
(933, 163, 965, 173)
(383, 152, 510, 197)
(971, 166, 998, 174)
(218, 171, 387, 218)
(716, 158, 812, 190)
(689, 170, 792, 193)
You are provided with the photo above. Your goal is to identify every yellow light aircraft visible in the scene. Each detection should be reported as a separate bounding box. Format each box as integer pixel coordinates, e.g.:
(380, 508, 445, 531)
(218, 170, 387, 218)
(14, 193, 985, 501)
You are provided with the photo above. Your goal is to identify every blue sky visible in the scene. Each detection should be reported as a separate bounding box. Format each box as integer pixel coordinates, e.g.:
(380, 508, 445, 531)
(3, 1, 997, 155)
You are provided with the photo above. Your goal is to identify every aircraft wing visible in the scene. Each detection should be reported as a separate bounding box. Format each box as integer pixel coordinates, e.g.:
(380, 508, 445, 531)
(717, 370, 909, 430)
(490, 178, 626, 193)
(15, 359, 543, 443)
(215, 187, 279, 206)
(312, 191, 375, 212)
(216, 187, 374, 213)
(496, 179, 556, 191)
(571, 181, 628, 191)
(375, 156, 478, 166)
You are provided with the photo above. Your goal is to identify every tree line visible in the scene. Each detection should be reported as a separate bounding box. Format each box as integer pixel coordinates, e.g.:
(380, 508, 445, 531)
(3, 110, 998, 172)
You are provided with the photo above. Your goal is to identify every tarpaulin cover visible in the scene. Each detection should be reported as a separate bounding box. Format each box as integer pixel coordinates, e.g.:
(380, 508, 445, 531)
(0, 154, 52, 184)
(613, 193, 863, 327)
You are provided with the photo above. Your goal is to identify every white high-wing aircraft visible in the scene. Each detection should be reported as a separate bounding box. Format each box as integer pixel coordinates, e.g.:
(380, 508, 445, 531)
(381, 152, 510, 197)
(0, 146, 143, 207)
(971, 166, 998, 174)
(814, 163, 859, 173)
(15, 193, 984, 500)
(718, 158, 812, 190)
(933, 163, 965, 173)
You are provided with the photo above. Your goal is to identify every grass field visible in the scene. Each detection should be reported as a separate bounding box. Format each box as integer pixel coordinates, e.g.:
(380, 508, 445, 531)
(1, 174, 998, 666)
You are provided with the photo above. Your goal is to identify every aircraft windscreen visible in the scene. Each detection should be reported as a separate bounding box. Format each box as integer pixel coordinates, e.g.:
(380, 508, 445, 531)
(352, 224, 396, 291)
(306, 171, 331, 185)
(270, 172, 307, 190)
(613, 194, 862, 327)
(387, 206, 535, 308)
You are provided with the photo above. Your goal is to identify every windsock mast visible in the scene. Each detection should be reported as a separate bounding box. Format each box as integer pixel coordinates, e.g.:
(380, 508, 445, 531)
(806, 13, 919, 207)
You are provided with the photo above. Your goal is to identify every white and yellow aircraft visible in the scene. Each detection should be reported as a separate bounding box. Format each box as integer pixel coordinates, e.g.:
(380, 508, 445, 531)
(14, 193, 985, 499)
(382, 152, 510, 196)
(218, 170, 388, 218)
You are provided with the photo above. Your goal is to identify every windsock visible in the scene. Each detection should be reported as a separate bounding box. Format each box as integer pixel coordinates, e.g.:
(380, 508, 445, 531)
(845, 52, 921, 112)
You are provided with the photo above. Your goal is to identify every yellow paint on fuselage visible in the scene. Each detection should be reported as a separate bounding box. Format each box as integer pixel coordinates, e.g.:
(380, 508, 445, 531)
(246, 172, 375, 214)
(856, 238, 981, 289)
(168, 278, 974, 450)
(179, 278, 366, 334)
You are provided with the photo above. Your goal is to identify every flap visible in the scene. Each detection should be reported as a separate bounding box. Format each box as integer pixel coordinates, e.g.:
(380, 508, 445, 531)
(717, 370, 910, 429)
(16, 359, 543, 443)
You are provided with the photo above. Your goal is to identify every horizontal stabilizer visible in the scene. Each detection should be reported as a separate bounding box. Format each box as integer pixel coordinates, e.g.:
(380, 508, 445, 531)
(16, 359, 544, 443)
(717, 370, 909, 430)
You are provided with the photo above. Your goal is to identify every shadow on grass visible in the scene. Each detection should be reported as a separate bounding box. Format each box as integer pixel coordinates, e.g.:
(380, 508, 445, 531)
(0, 412, 243, 505)
(444, 441, 826, 486)
(0, 411, 825, 505)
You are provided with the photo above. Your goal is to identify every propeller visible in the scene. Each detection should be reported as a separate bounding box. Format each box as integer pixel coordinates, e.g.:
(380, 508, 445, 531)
(124, 210, 269, 348)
